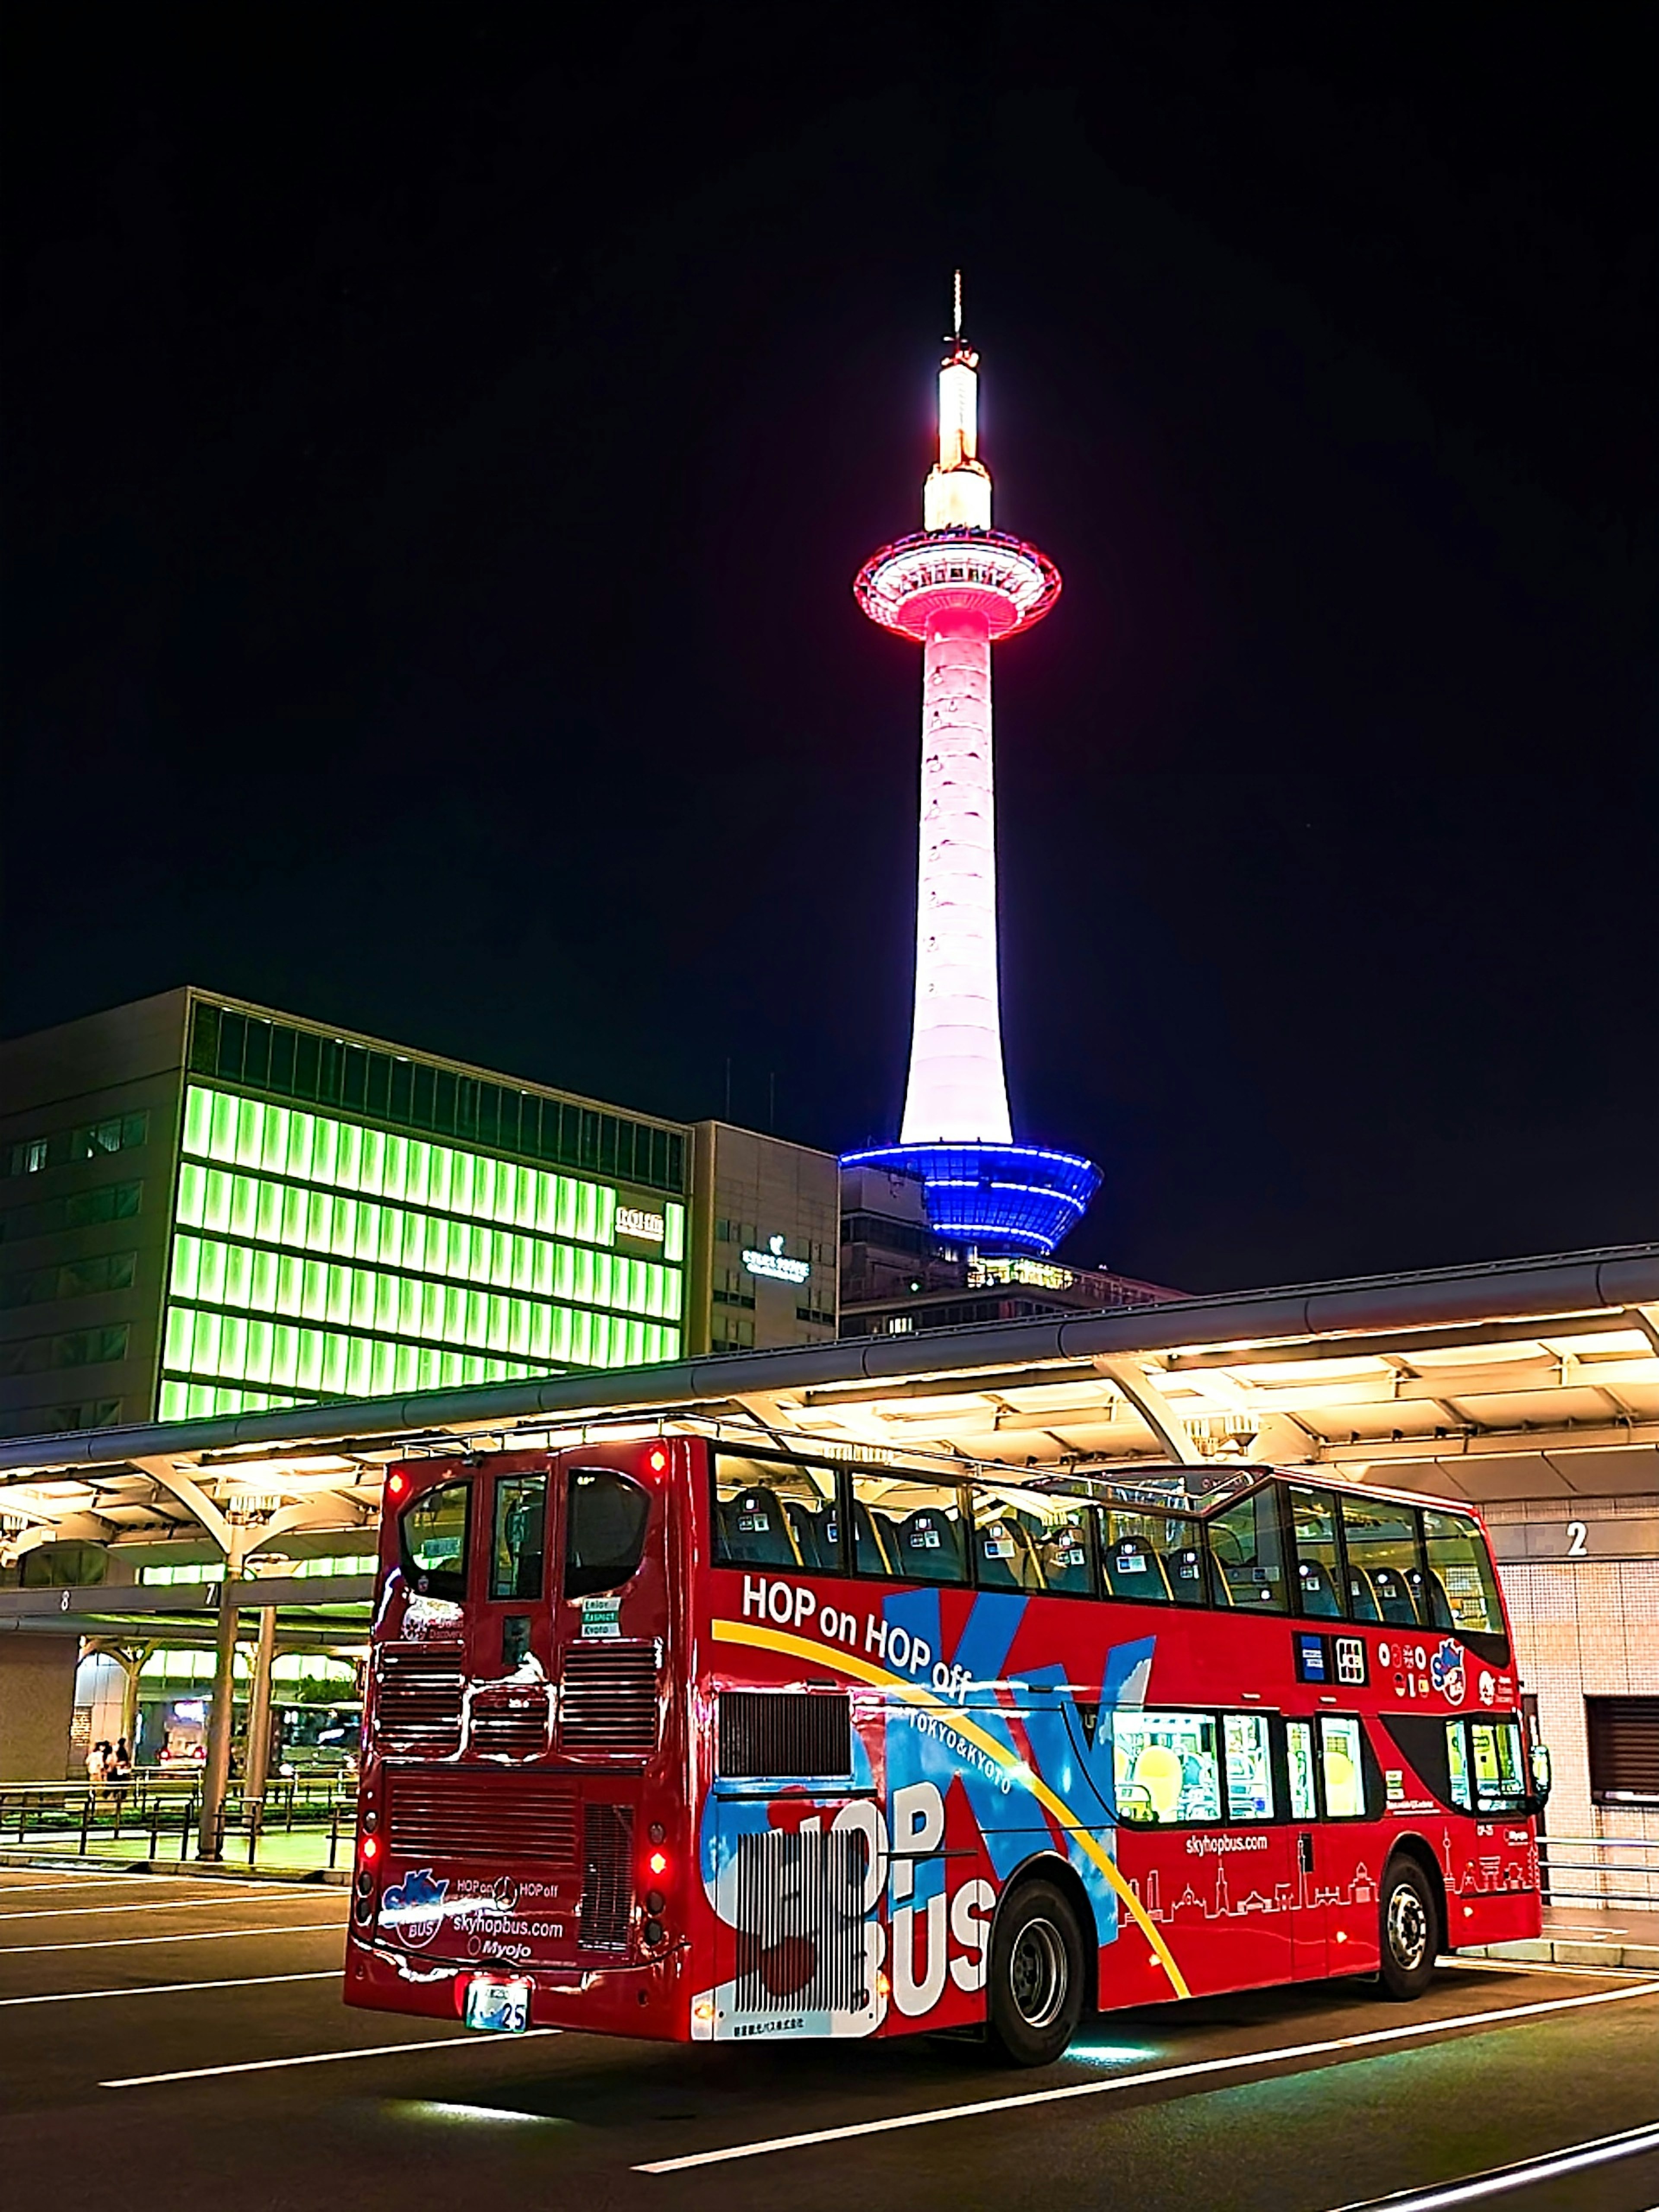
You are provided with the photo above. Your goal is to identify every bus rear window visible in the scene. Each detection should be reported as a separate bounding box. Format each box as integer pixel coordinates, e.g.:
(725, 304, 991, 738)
(1422, 1510, 1505, 1638)
(399, 1478, 470, 1602)
(565, 1469, 650, 1600)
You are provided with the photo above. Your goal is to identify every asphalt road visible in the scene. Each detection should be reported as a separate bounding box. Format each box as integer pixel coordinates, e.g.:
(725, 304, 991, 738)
(0, 1865, 1654, 2212)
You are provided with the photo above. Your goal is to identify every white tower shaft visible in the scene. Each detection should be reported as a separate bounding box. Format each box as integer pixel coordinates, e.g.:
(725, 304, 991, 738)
(899, 604, 1014, 1144)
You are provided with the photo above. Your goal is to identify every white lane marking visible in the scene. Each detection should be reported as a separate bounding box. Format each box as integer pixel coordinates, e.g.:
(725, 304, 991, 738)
(1446, 1955, 1645, 1981)
(0, 1970, 340, 2008)
(635, 1978, 1659, 2174)
(0, 1893, 333, 1922)
(0, 1873, 303, 1894)
(1326, 2120, 1659, 2209)
(0, 1921, 343, 1954)
(105, 2030, 560, 2087)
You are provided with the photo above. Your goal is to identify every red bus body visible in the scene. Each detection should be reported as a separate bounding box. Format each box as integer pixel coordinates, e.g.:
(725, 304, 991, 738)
(345, 1438, 1542, 2044)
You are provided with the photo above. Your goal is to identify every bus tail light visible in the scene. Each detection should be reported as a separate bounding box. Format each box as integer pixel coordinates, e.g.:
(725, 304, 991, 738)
(647, 1848, 669, 1878)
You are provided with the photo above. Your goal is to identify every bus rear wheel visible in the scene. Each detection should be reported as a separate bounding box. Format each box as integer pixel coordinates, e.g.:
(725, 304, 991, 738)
(1376, 1857, 1439, 2001)
(984, 1879, 1086, 2067)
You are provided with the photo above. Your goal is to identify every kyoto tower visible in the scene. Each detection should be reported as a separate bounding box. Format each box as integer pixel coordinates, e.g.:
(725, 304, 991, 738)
(843, 280, 1101, 1255)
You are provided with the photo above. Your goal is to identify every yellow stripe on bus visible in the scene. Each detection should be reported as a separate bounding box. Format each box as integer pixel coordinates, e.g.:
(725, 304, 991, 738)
(710, 1616, 1191, 2000)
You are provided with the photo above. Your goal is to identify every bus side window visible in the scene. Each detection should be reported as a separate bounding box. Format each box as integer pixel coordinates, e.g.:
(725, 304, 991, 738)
(1206, 1489, 1287, 1612)
(1223, 1713, 1275, 1820)
(1113, 1710, 1222, 1826)
(1446, 1719, 1471, 1810)
(399, 1478, 471, 1602)
(1286, 1718, 1319, 1821)
(972, 1494, 1042, 1592)
(1340, 1496, 1428, 1626)
(1319, 1715, 1366, 1818)
(1289, 1487, 1346, 1620)
(1421, 1510, 1506, 1638)
(1098, 1510, 1205, 1605)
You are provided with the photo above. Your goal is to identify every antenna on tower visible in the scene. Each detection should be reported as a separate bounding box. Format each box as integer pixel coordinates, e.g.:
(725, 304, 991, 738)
(952, 268, 963, 341)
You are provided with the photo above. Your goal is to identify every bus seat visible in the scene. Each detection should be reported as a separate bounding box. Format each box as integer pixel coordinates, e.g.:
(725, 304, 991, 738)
(1032, 1515, 1091, 1595)
(1105, 1544, 1173, 1602)
(1296, 1562, 1343, 1619)
(719, 1487, 800, 1568)
(1129, 1742, 1182, 1822)
(1348, 1568, 1383, 1622)
(852, 1502, 895, 1576)
(782, 1498, 834, 1572)
(1370, 1568, 1423, 1626)
(1424, 1569, 1456, 1630)
(892, 1507, 967, 1583)
(977, 1517, 1039, 1592)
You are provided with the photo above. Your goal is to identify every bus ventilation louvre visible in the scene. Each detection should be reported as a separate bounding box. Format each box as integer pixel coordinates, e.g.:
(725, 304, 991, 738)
(468, 1688, 553, 1759)
(718, 1692, 852, 1780)
(375, 1648, 464, 1756)
(559, 1642, 659, 1757)
(578, 1804, 635, 1950)
(735, 1829, 865, 2015)
(387, 1773, 577, 1865)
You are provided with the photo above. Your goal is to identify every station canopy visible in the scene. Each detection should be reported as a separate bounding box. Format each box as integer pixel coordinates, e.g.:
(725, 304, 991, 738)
(2, 1246, 1656, 1609)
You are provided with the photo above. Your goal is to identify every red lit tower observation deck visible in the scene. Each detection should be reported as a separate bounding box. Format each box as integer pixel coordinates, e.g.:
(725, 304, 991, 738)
(843, 282, 1100, 1255)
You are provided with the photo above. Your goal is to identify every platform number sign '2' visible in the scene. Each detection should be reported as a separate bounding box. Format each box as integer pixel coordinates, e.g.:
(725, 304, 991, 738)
(1566, 1521, 1587, 1557)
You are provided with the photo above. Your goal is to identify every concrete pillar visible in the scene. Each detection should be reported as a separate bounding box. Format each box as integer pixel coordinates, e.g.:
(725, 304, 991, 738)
(197, 1581, 243, 1859)
(243, 1603, 278, 1809)
(119, 1650, 143, 1758)
(0, 1632, 81, 1781)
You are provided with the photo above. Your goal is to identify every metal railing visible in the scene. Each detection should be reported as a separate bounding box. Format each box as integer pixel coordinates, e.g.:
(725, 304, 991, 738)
(1538, 1833, 1659, 1910)
(0, 1770, 356, 1870)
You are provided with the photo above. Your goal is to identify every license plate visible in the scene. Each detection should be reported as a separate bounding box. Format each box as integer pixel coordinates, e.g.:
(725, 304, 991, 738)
(464, 1975, 532, 2034)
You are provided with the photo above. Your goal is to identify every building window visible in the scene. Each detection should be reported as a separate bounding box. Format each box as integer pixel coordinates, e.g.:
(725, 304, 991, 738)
(1586, 1697, 1659, 1808)
(796, 1304, 836, 1327)
(186, 1001, 686, 1196)
(0, 1179, 143, 1245)
(2, 1138, 51, 1178)
(0, 1251, 140, 1309)
(711, 1317, 754, 1353)
(71, 1112, 149, 1161)
(712, 1267, 755, 1310)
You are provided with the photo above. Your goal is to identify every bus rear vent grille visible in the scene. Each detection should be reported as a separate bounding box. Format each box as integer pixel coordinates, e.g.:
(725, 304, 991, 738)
(578, 1802, 634, 1951)
(468, 1688, 553, 1759)
(386, 1771, 577, 1865)
(718, 1692, 851, 1780)
(559, 1641, 659, 1758)
(734, 1828, 865, 2015)
(375, 1646, 464, 1755)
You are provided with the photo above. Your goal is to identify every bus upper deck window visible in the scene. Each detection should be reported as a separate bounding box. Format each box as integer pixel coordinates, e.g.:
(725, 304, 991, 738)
(1421, 1509, 1505, 1638)
(399, 1478, 471, 1602)
(712, 1454, 839, 1571)
(1289, 1487, 1345, 1620)
(1341, 1496, 1428, 1626)
(565, 1470, 650, 1600)
(1099, 1510, 1204, 1605)
(849, 1473, 969, 1586)
(972, 1490, 1094, 1595)
(1205, 1489, 1287, 1612)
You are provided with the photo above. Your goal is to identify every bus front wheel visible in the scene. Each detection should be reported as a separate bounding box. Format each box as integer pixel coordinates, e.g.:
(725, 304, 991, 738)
(1376, 1857, 1439, 2001)
(984, 1879, 1087, 2067)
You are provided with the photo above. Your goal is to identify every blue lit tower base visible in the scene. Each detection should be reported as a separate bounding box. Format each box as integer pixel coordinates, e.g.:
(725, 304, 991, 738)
(840, 1142, 1102, 1259)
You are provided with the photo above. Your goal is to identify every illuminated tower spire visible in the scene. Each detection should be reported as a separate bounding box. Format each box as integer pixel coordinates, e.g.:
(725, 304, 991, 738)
(843, 281, 1100, 1256)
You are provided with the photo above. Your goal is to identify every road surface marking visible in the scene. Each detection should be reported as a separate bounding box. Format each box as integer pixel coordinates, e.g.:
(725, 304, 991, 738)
(0, 1873, 302, 1894)
(0, 1893, 333, 1922)
(635, 1978, 1659, 2173)
(104, 2030, 560, 2086)
(0, 1920, 343, 1954)
(1327, 2120, 1659, 2209)
(0, 1970, 339, 2007)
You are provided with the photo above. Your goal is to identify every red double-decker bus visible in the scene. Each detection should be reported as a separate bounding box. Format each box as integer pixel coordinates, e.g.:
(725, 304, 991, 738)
(345, 1436, 1549, 2064)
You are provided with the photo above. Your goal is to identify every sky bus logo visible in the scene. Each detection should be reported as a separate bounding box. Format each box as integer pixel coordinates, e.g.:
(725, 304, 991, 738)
(1430, 1639, 1467, 1707)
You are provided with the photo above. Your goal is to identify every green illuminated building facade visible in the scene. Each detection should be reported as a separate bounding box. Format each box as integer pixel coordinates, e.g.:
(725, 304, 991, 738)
(0, 989, 730, 1438)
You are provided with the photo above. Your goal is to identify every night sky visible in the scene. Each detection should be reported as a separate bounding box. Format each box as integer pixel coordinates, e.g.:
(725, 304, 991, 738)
(5, 10, 1654, 1294)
